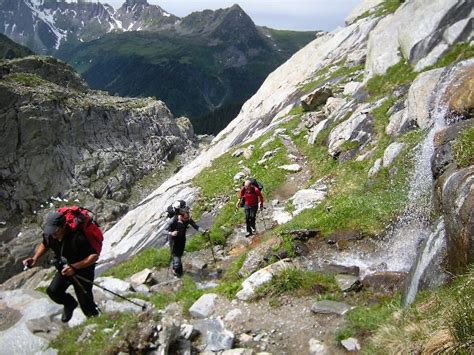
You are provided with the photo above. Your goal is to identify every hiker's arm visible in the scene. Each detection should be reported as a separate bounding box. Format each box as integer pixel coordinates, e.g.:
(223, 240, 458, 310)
(189, 219, 201, 231)
(257, 189, 264, 208)
(63, 254, 99, 276)
(163, 219, 178, 237)
(236, 188, 244, 207)
(22, 242, 47, 267)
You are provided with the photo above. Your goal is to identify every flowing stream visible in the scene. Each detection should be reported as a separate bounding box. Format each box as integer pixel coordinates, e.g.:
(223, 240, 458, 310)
(330, 69, 457, 305)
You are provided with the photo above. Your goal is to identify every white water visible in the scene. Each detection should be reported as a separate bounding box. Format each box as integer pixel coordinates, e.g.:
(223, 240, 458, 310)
(403, 219, 446, 305)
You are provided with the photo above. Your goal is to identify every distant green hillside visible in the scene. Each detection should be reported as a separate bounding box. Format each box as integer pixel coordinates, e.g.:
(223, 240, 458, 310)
(0, 34, 33, 59)
(57, 29, 316, 134)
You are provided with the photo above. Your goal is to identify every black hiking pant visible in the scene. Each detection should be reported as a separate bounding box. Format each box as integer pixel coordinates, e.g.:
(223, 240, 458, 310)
(244, 205, 258, 234)
(169, 234, 186, 276)
(47, 268, 99, 317)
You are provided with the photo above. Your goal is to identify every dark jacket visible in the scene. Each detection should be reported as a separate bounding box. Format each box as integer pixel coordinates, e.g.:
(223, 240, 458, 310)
(164, 216, 200, 257)
(42, 227, 97, 273)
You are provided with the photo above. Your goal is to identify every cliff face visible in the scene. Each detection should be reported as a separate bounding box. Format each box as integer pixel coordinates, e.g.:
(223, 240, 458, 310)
(0, 56, 195, 223)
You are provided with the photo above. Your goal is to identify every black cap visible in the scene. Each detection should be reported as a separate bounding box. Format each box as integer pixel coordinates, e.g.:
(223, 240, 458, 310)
(43, 212, 66, 236)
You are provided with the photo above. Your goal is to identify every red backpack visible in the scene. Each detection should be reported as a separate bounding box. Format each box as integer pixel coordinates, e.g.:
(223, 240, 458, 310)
(57, 206, 104, 255)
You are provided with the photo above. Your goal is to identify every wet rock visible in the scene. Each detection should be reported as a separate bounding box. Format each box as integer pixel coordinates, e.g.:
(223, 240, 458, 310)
(311, 263, 360, 277)
(194, 319, 235, 352)
(311, 300, 353, 315)
(301, 86, 333, 111)
(383, 142, 405, 167)
(407, 68, 444, 129)
(291, 189, 327, 214)
(362, 272, 407, 294)
(442, 61, 474, 116)
(189, 293, 218, 319)
(287, 229, 320, 241)
(326, 230, 362, 244)
(341, 337, 361, 351)
(309, 338, 330, 355)
(237, 259, 296, 301)
(272, 207, 293, 225)
(278, 164, 302, 172)
(335, 274, 361, 292)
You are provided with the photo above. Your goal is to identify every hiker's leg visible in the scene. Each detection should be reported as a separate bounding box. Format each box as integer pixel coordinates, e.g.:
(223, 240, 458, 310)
(172, 235, 185, 276)
(72, 270, 99, 317)
(249, 206, 258, 232)
(47, 272, 76, 307)
(244, 206, 252, 233)
(172, 256, 183, 276)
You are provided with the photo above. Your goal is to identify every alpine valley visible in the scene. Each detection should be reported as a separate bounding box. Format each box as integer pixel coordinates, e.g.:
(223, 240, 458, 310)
(0, 0, 317, 133)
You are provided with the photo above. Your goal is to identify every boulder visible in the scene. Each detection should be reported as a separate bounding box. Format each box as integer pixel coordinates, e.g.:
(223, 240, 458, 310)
(323, 97, 346, 117)
(406, 69, 444, 129)
(335, 274, 361, 292)
(311, 300, 354, 315)
(129, 268, 153, 287)
(341, 337, 361, 351)
(290, 189, 327, 215)
(239, 238, 280, 277)
(236, 259, 296, 301)
(95, 277, 131, 295)
(180, 324, 199, 341)
(301, 86, 333, 111)
(188, 293, 218, 319)
(383, 142, 405, 167)
(327, 108, 374, 158)
(362, 271, 407, 294)
(368, 158, 382, 177)
(302, 111, 326, 128)
(224, 308, 243, 322)
(386, 108, 412, 136)
(442, 60, 474, 116)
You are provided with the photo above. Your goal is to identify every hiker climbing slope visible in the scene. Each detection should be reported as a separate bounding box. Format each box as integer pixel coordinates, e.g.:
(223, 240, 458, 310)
(237, 179, 264, 237)
(163, 207, 205, 277)
(22, 212, 100, 322)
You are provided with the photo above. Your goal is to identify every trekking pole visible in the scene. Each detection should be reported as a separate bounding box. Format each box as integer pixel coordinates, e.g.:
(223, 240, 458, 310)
(74, 274, 146, 311)
(205, 230, 217, 265)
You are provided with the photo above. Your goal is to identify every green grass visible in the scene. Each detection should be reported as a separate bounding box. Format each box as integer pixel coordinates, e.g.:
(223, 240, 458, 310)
(149, 275, 204, 313)
(5, 72, 47, 87)
(50, 312, 140, 354)
(191, 130, 290, 247)
(335, 295, 400, 342)
(426, 42, 474, 70)
(355, 0, 403, 22)
(453, 127, 474, 168)
(369, 267, 474, 354)
(278, 116, 424, 236)
(255, 268, 339, 298)
(102, 248, 170, 279)
(214, 253, 247, 299)
(366, 60, 418, 99)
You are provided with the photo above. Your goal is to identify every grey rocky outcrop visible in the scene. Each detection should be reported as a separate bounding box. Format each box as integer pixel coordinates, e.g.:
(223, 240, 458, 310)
(366, 0, 473, 76)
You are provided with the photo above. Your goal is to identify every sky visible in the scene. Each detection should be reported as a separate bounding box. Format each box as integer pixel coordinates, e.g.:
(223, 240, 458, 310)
(106, 0, 361, 31)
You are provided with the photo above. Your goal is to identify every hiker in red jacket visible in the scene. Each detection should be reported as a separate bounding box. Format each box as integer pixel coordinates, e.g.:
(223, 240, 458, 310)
(236, 179, 264, 237)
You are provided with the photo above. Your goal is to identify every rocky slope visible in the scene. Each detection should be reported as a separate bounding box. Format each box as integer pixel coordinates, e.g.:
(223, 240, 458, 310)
(0, 55, 195, 281)
(0, 33, 33, 59)
(0, 0, 473, 353)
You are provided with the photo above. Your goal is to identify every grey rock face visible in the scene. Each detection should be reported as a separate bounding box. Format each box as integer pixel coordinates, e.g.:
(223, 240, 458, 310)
(0, 56, 194, 224)
(188, 293, 218, 319)
(383, 142, 405, 168)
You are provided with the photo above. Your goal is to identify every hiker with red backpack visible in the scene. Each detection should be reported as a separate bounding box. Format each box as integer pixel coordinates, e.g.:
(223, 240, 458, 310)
(22, 207, 102, 322)
(237, 178, 264, 237)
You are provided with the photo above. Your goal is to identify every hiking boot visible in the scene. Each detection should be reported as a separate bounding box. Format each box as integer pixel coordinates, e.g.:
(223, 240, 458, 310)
(61, 299, 78, 323)
(245, 232, 253, 237)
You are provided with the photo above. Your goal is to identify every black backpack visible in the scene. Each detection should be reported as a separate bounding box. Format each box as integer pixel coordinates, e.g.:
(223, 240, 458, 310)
(166, 200, 186, 218)
(248, 178, 264, 191)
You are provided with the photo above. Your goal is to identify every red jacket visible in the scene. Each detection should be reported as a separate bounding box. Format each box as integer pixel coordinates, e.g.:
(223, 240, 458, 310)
(240, 186, 264, 207)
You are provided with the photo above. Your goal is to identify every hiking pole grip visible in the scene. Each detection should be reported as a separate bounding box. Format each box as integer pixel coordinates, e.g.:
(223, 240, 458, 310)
(74, 274, 146, 311)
